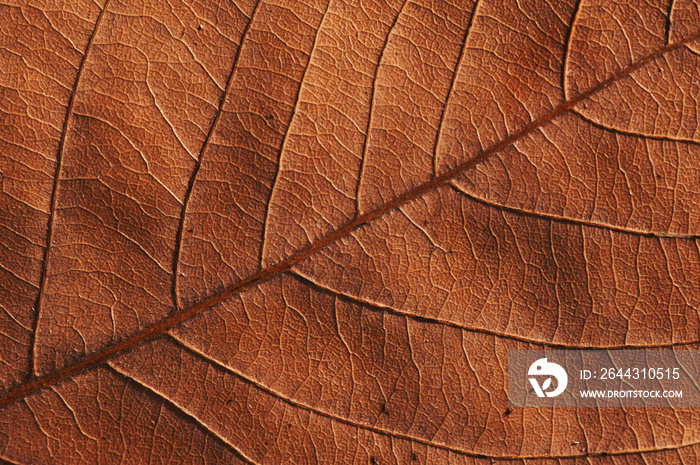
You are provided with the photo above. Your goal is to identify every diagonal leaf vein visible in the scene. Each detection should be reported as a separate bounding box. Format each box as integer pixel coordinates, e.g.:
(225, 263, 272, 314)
(3, 26, 700, 412)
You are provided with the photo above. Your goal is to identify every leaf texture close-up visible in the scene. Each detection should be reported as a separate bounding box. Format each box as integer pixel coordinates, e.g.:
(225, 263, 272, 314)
(2, 0, 700, 462)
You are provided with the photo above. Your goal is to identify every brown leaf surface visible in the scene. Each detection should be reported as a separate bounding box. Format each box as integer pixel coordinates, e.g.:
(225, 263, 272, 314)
(2, 0, 700, 462)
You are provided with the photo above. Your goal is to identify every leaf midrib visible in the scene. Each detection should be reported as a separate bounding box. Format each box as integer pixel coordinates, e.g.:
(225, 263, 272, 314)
(3, 30, 699, 412)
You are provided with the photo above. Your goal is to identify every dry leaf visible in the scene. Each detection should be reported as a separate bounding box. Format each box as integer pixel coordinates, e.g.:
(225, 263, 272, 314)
(2, 0, 700, 462)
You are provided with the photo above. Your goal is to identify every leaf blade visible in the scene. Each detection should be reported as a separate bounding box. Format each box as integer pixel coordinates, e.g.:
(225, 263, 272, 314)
(3, 1, 700, 462)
